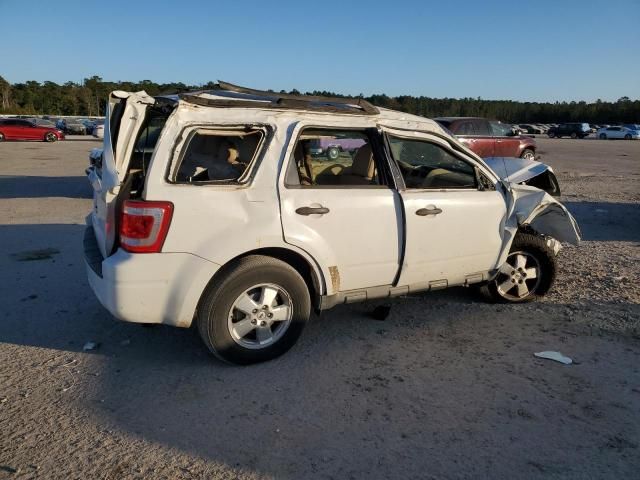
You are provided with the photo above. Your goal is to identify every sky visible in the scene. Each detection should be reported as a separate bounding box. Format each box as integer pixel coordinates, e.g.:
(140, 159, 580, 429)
(2, 0, 639, 102)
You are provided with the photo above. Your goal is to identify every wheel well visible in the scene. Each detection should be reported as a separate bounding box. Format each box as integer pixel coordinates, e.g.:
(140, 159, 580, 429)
(521, 146, 535, 155)
(203, 248, 323, 307)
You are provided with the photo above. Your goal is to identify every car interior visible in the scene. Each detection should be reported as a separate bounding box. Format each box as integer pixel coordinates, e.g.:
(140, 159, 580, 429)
(174, 129, 263, 183)
(290, 129, 380, 187)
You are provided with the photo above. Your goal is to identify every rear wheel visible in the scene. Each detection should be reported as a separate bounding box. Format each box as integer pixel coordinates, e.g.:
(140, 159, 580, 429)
(624, 134, 632, 140)
(570, 132, 578, 139)
(480, 233, 557, 303)
(599, 133, 607, 140)
(326, 146, 340, 161)
(0, 132, 4, 142)
(520, 149, 535, 161)
(197, 255, 311, 365)
(547, 132, 555, 138)
(44, 132, 57, 142)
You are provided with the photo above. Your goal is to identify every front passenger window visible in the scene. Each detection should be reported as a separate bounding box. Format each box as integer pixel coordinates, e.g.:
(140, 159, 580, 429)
(388, 136, 476, 189)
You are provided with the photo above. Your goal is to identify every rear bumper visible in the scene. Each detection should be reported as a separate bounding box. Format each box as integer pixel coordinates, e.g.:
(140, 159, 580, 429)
(84, 227, 221, 327)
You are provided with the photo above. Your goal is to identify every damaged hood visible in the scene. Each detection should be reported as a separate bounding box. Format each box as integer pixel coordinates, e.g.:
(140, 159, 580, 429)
(485, 156, 551, 184)
(497, 183, 581, 267)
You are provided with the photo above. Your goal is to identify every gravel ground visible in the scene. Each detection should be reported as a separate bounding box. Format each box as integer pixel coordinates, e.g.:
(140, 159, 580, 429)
(0, 136, 638, 479)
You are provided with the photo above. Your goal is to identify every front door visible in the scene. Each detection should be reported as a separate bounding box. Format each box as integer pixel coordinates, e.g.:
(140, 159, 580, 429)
(279, 126, 402, 293)
(382, 128, 506, 289)
(491, 121, 521, 157)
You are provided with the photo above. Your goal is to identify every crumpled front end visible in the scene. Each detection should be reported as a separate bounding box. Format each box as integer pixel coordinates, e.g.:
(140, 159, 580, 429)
(497, 183, 581, 267)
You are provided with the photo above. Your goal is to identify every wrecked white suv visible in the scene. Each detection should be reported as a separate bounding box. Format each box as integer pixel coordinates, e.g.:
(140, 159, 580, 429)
(84, 82, 580, 364)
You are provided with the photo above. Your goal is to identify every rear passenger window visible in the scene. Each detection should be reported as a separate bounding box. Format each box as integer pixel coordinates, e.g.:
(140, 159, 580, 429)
(388, 136, 476, 189)
(171, 128, 265, 184)
(285, 129, 382, 187)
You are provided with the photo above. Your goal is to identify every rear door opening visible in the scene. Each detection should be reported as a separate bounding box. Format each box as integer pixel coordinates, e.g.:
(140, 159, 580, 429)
(88, 91, 173, 258)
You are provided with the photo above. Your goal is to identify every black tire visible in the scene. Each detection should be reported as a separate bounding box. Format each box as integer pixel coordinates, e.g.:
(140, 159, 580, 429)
(570, 132, 577, 139)
(599, 133, 607, 140)
(0, 132, 4, 142)
(624, 134, 632, 140)
(480, 233, 557, 303)
(44, 132, 57, 142)
(520, 148, 535, 161)
(197, 255, 311, 365)
(326, 146, 340, 161)
(547, 132, 555, 138)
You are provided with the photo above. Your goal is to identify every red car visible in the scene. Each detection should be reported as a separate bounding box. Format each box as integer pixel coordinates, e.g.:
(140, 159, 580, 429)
(0, 118, 65, 142)
(435, 117, 536, 160)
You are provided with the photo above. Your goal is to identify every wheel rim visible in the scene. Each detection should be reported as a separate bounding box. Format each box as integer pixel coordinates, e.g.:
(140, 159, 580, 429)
(495, 251, 541, 301)
(328, 148, 339, 160)
(227, 283, 293, 349)
(522, 151, 535, 161)
(46, 133, 56, 142)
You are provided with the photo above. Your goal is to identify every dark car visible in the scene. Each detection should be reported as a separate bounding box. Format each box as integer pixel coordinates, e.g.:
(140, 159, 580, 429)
(79, 119, 96, 134)
(547, 123, 591, 139)
(0, 118, 65, 142)
(57, 118, 87, 135)
(435, 117, 537, 160)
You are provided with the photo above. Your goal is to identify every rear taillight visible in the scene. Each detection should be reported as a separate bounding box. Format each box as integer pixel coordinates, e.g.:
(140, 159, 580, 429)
(119, 200, 173, 253)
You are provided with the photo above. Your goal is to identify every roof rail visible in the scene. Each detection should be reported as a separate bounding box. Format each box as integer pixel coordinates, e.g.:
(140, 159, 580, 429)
(179, 80, 379, 115)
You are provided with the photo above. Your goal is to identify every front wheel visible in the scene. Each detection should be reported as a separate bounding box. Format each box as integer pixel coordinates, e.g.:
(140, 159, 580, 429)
(624, 134, 632, 140)
(44, 132, 57, 142)
(570, 132, 578, 139)
(0, 132, 5, 142)
(520, 149, 535, 161)
(197, 255, 311, 365)
(599, 133, 607, 140)
(547, 132, 555, 138)
(480, 233, 557, 303)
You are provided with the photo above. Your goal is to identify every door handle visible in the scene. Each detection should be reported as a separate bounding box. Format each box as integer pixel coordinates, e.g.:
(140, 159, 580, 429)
(296, 206, 330, 216)
(416, 207, 442, 216)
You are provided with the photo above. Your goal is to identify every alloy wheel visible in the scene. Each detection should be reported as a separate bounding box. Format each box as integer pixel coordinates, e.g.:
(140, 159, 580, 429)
(495, 251, 541, 301)
(227, 283, 293, 349)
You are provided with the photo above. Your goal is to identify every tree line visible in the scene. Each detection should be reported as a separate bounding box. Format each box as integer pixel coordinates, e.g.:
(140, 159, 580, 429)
(1, 75, 638, 124)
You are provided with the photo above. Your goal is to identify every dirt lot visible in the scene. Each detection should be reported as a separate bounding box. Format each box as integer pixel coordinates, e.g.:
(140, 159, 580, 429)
(0, 136, 639, 479)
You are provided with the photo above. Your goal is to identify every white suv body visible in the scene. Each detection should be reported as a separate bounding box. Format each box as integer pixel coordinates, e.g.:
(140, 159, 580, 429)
(85, 83, 580, 364)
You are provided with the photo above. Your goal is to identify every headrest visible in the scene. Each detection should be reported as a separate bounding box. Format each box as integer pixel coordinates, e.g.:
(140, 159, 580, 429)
(352, 144, 374, 179)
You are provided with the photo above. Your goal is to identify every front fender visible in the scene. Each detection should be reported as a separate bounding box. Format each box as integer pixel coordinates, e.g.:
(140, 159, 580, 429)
(497, 183, 581, 267)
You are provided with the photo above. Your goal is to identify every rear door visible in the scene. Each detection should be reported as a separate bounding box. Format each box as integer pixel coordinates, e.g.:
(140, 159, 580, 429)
(279, 124, 402, 293)
(382, 128, 505, 289)
(88, 91, 155, 257)
(3, 120, 21, 139)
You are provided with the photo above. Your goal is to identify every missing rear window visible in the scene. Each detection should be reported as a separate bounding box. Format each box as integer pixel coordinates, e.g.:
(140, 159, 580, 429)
(171, 128, 265, 184)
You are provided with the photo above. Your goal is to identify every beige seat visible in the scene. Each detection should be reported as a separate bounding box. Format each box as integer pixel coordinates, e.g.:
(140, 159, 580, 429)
(348, 144, 375, 183)
(331, 144, 375, 185)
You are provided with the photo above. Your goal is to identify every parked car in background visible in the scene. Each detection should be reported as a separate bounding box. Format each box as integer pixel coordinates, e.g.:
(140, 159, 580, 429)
(547, 123, 591, 139)
(435, 117, 537, 160)
(84, 83, 580, 364)
(596, 125, 640, 140)
(24, 118, 57, 128)
(0, 118, 64, 142)
(623, 124, 640, 131)
(518, 124, 544, 135)
(58, 119, 87, 135)
(93, 121, 104, 139)
(79, 119, 96, 134)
